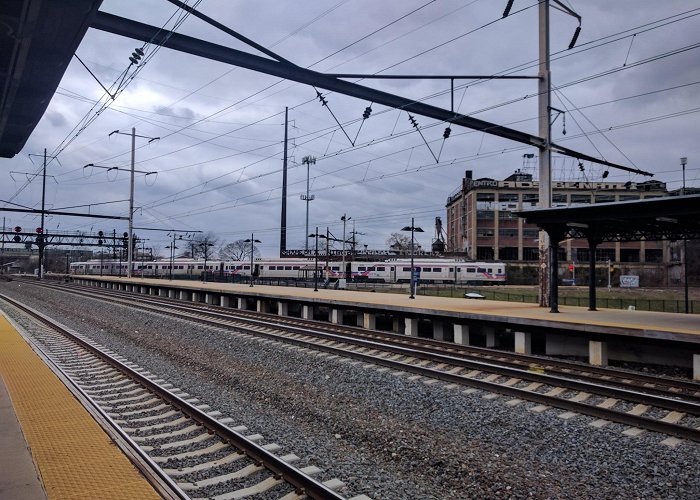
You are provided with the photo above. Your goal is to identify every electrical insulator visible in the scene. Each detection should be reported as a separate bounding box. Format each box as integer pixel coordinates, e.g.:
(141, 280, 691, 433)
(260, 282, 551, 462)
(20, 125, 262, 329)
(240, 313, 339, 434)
(362, 106, 372, 119)
(602, 170, 609, 179)
(408, 115, 418, 128)
(443, 127, 451, 139)
(578, 162, 585, 172)
(129, 47, 144, 65)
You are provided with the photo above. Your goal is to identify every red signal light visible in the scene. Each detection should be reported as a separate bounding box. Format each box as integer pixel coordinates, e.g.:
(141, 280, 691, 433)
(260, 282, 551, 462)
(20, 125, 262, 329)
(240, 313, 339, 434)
(36, 227, 43, 234)
(14, 226, 21, 233)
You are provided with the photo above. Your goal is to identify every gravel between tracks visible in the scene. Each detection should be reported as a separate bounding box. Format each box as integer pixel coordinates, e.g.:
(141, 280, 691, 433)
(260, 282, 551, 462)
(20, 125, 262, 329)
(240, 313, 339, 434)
(1, 281, 698, 499)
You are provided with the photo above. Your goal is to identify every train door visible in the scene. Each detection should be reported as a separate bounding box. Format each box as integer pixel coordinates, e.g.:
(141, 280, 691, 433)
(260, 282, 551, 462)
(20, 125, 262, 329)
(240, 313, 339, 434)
(218, 261, 224, 278)
(345, 262, 352, 281)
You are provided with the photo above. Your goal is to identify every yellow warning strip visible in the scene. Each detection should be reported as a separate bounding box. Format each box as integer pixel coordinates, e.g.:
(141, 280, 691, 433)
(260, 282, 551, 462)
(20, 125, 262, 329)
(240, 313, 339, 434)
(0, 313, 160, 499)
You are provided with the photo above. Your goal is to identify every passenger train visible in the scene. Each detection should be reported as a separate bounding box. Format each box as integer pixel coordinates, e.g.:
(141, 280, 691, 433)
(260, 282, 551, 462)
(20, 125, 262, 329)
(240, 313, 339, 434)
(69, 258, 506, 284)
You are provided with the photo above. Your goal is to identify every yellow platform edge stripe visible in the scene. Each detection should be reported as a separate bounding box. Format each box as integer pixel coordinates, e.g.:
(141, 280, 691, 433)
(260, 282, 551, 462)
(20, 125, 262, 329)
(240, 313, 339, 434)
(0, 312, 160, 499)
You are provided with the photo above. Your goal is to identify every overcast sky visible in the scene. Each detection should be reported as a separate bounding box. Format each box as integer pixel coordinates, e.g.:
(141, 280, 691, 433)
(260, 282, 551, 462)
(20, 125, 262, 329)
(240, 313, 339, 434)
(2, 0, 698, 257)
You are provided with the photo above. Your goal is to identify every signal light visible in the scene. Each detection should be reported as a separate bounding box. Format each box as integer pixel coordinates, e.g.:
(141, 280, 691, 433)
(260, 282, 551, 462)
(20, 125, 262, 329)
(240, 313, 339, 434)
(13, 235, 21, 243)
(14, 226, 21, 233)
(36, 227, 43, 234)
(123, 232, 129, 238)
(98, 230, 104, 237)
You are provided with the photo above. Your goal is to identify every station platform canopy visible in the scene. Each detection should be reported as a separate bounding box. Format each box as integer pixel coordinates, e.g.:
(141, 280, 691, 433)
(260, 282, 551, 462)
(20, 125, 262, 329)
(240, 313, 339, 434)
(515, 194, 700, 313)
(0, 0, 103, 158)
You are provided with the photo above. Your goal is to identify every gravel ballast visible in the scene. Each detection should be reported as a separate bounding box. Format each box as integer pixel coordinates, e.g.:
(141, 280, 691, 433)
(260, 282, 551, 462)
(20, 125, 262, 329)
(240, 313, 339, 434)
(1, 281, 698, 499)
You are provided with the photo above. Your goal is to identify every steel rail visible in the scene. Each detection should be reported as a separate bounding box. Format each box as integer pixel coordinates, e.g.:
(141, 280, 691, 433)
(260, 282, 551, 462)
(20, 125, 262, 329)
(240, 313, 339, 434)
(0, 293, 345, 500)
(45, 279, 700, 393)
(26, 282, 700, 442)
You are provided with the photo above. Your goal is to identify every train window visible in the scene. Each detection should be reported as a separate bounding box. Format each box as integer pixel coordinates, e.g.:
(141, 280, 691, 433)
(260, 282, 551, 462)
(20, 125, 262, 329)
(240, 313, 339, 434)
(244, 265, 250, 270)
(403, 267, 411, 272)
(331, 266, 339, 271)
(478, 267, 486, 273)
(488, 268, 493, 273)
(390, 267, 395, 271)
(466, 267, 476, 273)
(285, 266, 292, 270)
(197, 265, 203, 269)
(358, 266, 366, 271)
(376, 266, 385, 271)
(293, 266, 300, 270)
(367, 267, 375, 271)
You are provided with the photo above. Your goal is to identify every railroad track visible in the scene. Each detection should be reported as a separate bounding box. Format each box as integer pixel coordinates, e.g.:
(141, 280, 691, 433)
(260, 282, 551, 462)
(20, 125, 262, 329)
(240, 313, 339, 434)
(12, 278, 700, 446)
(0, 293, 349, 500)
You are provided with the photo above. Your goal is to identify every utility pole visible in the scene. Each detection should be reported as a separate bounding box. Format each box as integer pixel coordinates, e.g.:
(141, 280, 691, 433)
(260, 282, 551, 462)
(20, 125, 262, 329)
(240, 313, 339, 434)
(537, 1, 552, 308)
(341, 214, 350, 281)
(301, 155, 316, 251)
(108, 128, 159, 278)
(681, 156, 689, 313)
(280, 107, 288, 256)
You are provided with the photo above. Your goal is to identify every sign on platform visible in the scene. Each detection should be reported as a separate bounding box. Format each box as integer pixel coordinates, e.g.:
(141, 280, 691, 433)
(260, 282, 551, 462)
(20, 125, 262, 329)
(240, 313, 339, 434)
(619, 275, 639, 288)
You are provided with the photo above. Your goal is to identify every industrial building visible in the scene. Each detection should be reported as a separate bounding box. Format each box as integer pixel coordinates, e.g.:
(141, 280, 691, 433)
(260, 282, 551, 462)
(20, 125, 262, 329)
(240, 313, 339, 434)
(445, 168, 681, 285)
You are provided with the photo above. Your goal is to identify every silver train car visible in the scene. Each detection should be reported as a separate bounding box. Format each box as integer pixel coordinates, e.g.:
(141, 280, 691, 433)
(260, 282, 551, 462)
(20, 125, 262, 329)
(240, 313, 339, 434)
(70, 258, 506, 284)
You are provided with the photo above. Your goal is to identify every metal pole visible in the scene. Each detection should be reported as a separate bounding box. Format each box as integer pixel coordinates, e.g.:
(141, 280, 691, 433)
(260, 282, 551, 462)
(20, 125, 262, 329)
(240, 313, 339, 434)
(128, 127, 135, 278)
(281, 106, 288, 256)
(681, 156, 688, 313)
(314, 226, 319, 292)
(538, 0, 552, 307)
(250, 233, 254, 287)
(39, 148, 47, 279)
(1, 217, 5, 274)
(305, 160, 310, 251)
(341, 215, 348, 281)
(410, 217, 415, 299)
(607, 258, 611, 292)
(141, 239, 145, 277)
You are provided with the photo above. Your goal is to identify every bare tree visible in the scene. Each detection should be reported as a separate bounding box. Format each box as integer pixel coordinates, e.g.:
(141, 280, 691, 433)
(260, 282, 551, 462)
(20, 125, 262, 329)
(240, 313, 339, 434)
(189, 232, 219, 258)
(385, 232, 412, 253)
(219, 239, 259, 260)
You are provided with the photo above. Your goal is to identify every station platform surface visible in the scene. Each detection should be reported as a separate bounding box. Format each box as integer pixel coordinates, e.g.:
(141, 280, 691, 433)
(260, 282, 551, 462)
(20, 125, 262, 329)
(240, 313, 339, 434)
(85, 276, 700, 341)
(0, 313, 160, 499)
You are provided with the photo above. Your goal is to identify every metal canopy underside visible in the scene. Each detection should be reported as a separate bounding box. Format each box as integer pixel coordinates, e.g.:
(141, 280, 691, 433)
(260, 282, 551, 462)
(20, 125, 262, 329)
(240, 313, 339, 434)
(516, 194, 700, 242)
(0, 0, 103, 158)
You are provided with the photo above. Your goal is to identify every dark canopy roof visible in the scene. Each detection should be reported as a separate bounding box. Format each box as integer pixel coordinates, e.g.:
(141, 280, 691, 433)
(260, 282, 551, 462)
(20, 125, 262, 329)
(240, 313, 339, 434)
(516, 194, 700, 242)
(0, 0, 103, 158)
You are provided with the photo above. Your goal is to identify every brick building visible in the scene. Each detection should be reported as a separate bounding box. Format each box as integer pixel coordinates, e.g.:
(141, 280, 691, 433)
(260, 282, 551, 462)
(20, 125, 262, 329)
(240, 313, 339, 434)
(445, 169, 675, 284)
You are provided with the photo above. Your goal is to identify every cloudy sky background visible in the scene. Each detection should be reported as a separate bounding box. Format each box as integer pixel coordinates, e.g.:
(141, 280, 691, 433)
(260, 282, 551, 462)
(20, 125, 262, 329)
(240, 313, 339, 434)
(2, 0, 699, 257)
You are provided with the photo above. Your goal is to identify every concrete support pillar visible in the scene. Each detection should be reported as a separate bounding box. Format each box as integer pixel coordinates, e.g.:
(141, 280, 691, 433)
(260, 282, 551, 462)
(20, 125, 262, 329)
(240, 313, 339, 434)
(149, 288, 156, 296)
(331, 309, 342, 324)
(484, 326, 496, 348)
(205, 293, 213, 304)
(237, 297, 247, 310)
(168, 289, 176, 299)
(694, 354, 700, 381)
(405, 317, 419, 337)
(302, 305, 313, 320)
(433, 321, 445, 341)
(141, 286, 147, 294)
(192, 292, 200, 303)
(159, 289, 167, 297)
(278, 302, 288, 316)
(589, 340, 608, 366)
(363, 312, 376, 330)
(257, 300, 269, 313)
(454, 324, 470, 345)
(392, 317, 401, 333)
(179, 290, 190, 301)
(514, 331, 532, 354)
(220, 296, 230, 308)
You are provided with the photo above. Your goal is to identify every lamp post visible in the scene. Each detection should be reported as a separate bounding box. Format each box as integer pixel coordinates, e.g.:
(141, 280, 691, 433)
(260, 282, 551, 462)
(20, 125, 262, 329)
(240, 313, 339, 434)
(341, 214, 351, 281)
(401, 218, 424, 299)
(681, 156, 689, 313)
(244, 234, 261, 287)
(308, 227, 327, 292)
(65, 252, 70, 274)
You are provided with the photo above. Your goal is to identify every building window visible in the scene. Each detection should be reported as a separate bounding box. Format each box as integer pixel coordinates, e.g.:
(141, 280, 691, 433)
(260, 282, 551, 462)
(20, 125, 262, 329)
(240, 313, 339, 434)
(523, 247, 539, 261)
(498, 211, 516, 219)
(620, 249, 640, 262)
(476, 210, 494, 220)
(552, 194, 567, 203)
(499, 193, 518, 202)
(645, 249, 662, 263)
(576, 248, 590, 262)
(619, 194, 639, 201)
(477, 247, 495, 260)
(570, 194, 591, 204)
(523, 229, 539, 239)
(500, 247, 519, 260)
(498, 228, 518, 238)
(477, 228, 494, 237)
(523, 193, 539, 204)
(596, 248, 615, 262)
(476, 193, 495, 201)
(595, 194, 615, 203)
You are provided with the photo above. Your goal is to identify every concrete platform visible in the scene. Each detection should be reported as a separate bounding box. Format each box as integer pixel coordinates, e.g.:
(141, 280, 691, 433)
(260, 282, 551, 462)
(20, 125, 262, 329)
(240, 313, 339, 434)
(83, 276, 700, 341)
(0, 312, 160, 499)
